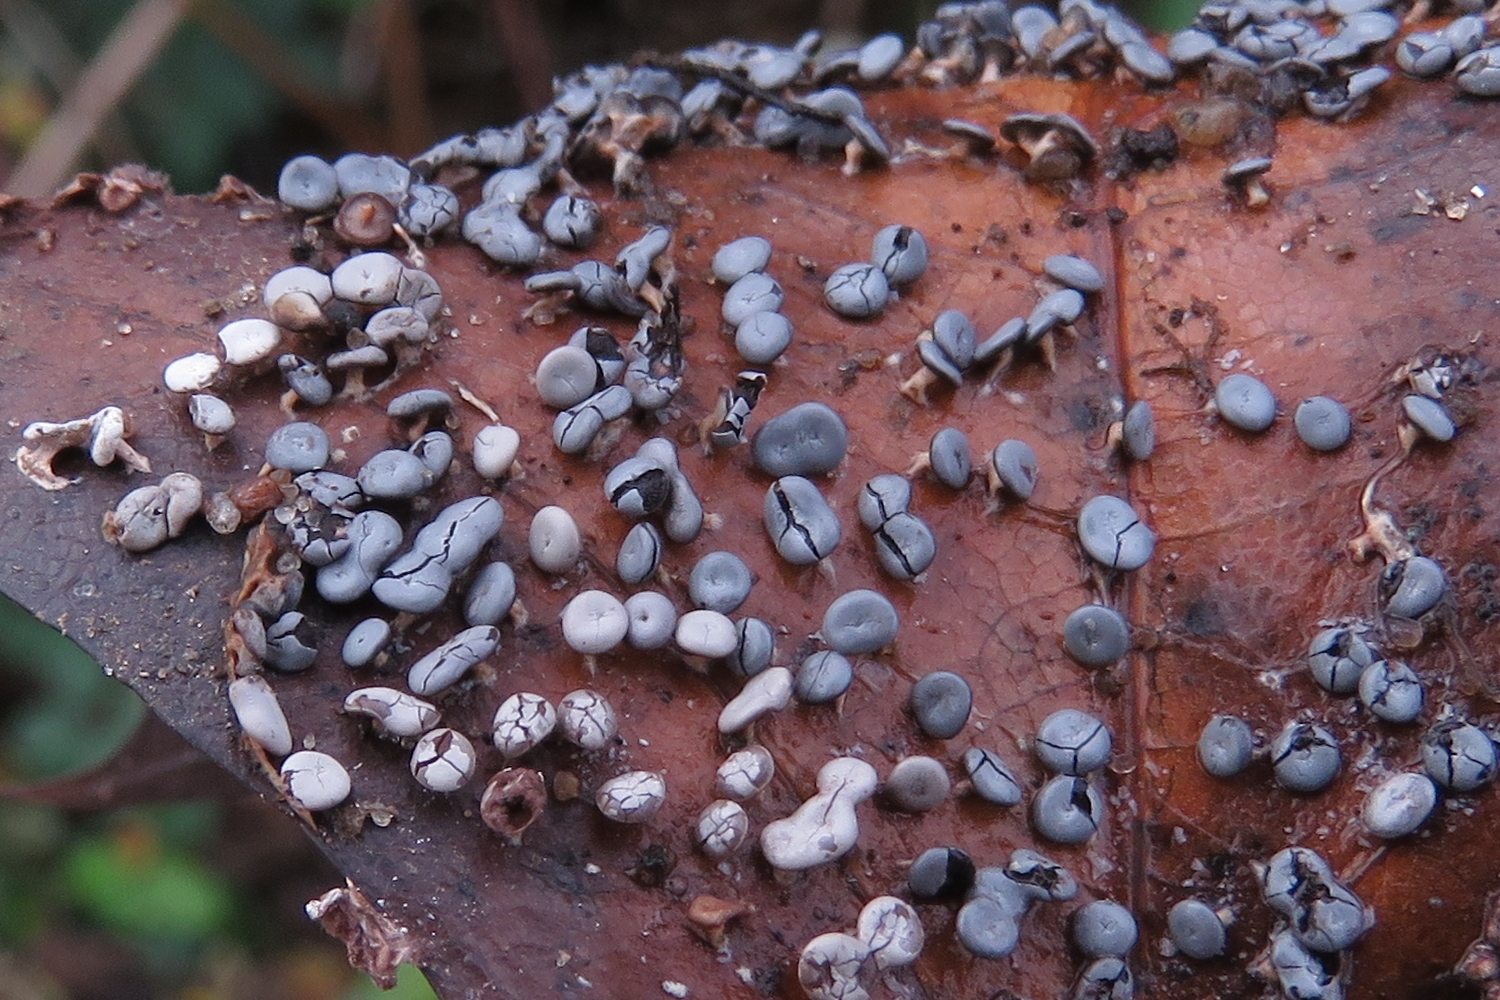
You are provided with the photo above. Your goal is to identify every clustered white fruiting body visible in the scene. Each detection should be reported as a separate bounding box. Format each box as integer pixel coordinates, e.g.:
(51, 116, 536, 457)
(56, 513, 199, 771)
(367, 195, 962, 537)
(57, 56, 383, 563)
(761, 758, 878, 870)
(16, 405, 151, 490)
(798, 895, 924, 1000)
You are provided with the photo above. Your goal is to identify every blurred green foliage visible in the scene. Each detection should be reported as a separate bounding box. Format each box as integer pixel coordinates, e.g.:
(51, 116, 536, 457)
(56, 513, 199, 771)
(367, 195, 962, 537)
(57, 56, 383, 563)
(1, 0, 1202, 193)
(0, 800, 65, 945)
(0, 799, 228, 978)
(0, 596, 436, 998)
(3, 0, 363, 192)
(0, 596, 143, 784)
(347, 965, 441, 1000)
(121, 0, 361, 191)
(63, 814, 234, 943)
(125, 21, 294, 195)
(1128, 0, 1205, 31)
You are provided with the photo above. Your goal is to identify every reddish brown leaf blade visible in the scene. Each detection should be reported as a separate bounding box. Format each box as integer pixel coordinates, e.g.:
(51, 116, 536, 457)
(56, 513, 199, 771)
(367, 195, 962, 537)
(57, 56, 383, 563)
(0, 70, 1495, 1000)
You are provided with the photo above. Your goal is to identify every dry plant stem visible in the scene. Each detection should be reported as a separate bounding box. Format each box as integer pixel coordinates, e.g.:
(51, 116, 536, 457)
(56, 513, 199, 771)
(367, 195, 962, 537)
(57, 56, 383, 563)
(1348, 461, 1416, 565)
(393, 224, 428, 268)
(305, 880, 421, 989)
(7, 0, 186, 198)
(376, 0, 432, 155)
(490, 0, 553, 113)
(449, 380, 501, 422)
(0, 0, 141, 165)
(224, 521, 318, 827)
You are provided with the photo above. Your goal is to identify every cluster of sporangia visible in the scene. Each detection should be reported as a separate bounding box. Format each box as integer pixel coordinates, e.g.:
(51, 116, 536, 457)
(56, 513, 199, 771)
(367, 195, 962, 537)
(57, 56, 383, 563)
(14, 0, 1494, 997)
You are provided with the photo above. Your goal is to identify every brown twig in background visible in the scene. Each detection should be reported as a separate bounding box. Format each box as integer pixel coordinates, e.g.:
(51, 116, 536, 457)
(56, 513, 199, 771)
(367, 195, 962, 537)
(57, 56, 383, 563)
(5, 0, 185, 198)
(490, 0, 553, 114)
(0, 712, 240, 810)
(0, 0, 142, 168)
(377, 0, 434, 156)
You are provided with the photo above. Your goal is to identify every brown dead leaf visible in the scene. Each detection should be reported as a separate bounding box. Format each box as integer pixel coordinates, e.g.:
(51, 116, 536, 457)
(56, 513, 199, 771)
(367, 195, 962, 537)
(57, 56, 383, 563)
(50, 163, 169, 211)
(209, 174, 268, 205)
(0, 52, 1497, 1000)
(306, 881, 421, 989)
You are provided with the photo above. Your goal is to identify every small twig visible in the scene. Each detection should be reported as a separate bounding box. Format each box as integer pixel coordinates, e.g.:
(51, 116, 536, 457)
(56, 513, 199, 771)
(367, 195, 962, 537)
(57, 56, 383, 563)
(491, 0, 553, 113)
(449, 379, 501, 422)
(7, 0, 186, 198)
(641, 52, 850, 126)
(0, 0, 142, 166)
(377, 0, 433, 155)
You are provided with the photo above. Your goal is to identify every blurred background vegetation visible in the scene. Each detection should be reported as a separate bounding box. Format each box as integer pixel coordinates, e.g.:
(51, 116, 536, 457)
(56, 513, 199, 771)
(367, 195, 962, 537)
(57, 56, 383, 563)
(0, 589, 443, 1000)
(0, 0, 1198, 196)
(0, 1, 1198, 997)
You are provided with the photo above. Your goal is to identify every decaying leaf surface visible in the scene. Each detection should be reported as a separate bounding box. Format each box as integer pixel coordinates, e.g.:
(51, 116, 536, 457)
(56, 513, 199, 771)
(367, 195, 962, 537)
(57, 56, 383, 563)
(306, 880, 421, 989)
(0, 65, 1497, 1000)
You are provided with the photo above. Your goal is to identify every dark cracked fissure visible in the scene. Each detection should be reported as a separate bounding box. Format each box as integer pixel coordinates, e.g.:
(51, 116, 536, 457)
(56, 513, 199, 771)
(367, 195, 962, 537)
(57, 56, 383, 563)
(770, 481, 822, 560)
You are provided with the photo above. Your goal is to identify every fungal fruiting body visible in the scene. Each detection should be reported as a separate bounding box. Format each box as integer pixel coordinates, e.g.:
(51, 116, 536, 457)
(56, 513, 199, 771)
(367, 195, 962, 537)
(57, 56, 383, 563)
(35, 3, 1500, 998)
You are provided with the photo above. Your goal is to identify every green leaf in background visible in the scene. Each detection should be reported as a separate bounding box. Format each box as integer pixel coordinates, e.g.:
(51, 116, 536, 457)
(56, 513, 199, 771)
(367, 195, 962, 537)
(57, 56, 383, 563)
(309, 0, 381, 16)
(1123, 0, 1203, 31)
(143, 800, 222, 854)
(124, 0, 353, 194)
(7, 0, 356, 192)
(0, 802, 67, 945)
(63, 814, 233, 943)
(343, 963, 439, 1000)
(125, 21, 282, 194)
(0, 595, 143, 784)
